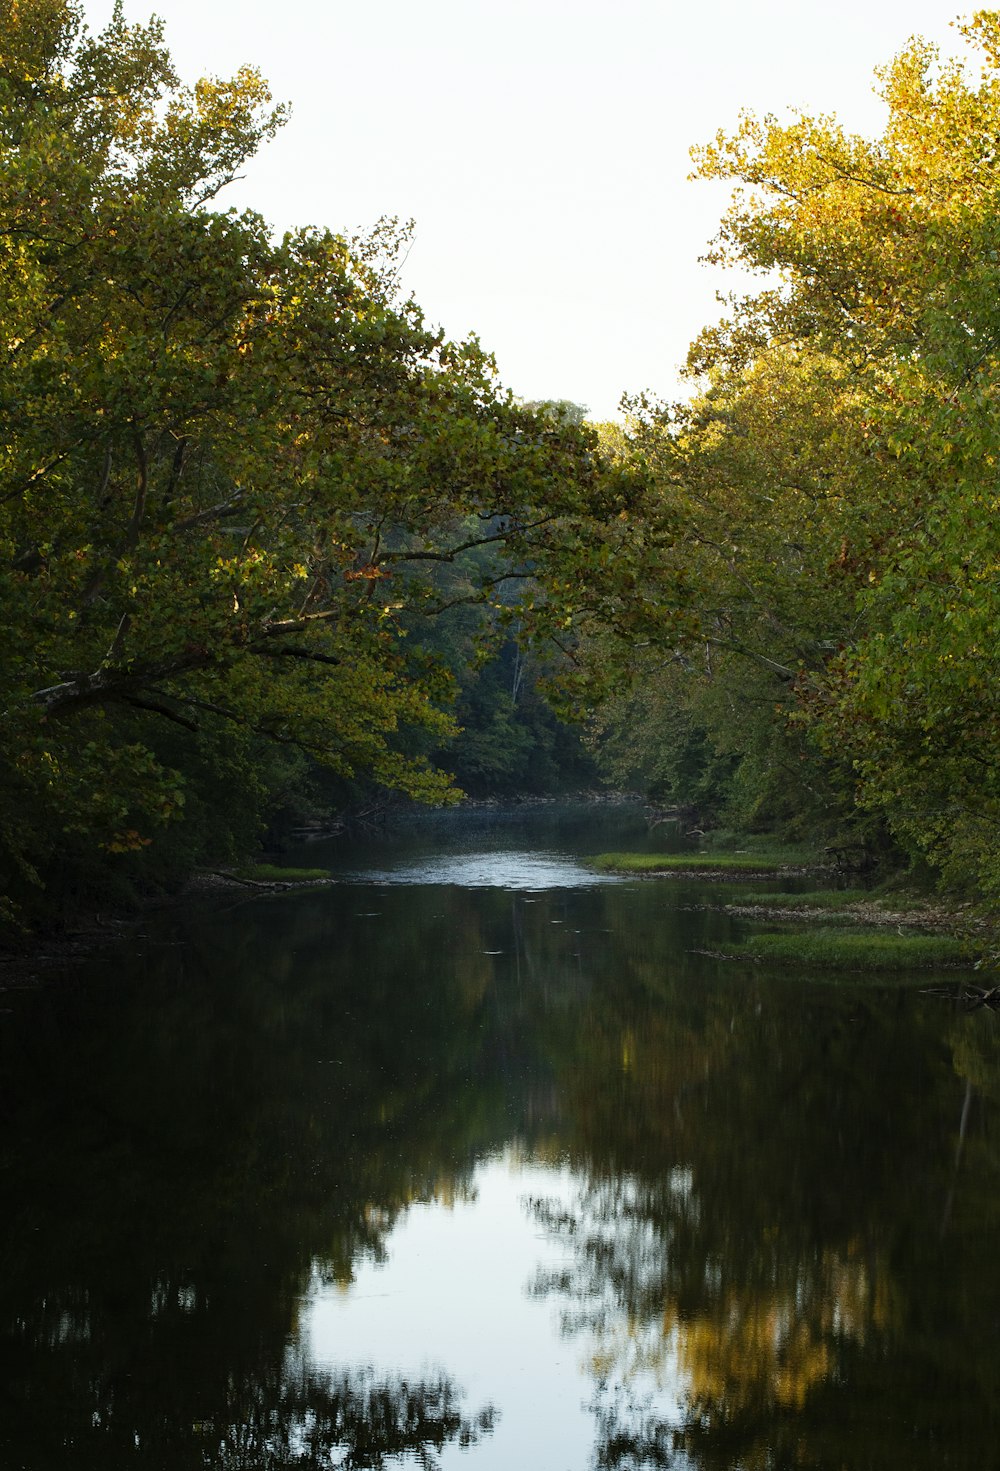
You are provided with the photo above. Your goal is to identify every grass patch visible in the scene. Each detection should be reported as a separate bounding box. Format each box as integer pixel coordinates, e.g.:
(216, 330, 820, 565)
(236, 863, 331, 883)
(722, 928, 971, 971)
(700, 830, 820, 863)
(734, 889, 871, 910)
(591, 852, 817, 875)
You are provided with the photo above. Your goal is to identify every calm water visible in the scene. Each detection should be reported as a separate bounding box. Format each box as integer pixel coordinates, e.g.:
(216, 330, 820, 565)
(1, 803, 998, 1470)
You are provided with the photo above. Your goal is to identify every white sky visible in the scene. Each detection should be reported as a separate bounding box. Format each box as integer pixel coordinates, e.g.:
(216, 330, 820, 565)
(82, 0, 968, 419)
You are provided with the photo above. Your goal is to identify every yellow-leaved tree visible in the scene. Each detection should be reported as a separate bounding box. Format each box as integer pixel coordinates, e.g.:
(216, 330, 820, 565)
(596, 12, 1000, 902)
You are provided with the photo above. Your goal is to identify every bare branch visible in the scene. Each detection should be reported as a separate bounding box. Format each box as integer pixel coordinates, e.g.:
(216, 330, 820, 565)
(30, 651, 211, 717)
(147, 689, 239, 723)
(171, 490, 247, 532)
(260, 612, 345, 635)
(425, 570, 534, 615)
(103, 612, 131, 666)
(1, 448, 77, 505)
(124, 427, 149, 551)
(121, 695, 199, 731)
(164, 435, 189, 500)
(376, 515, 559, 564)
(97, 443, 114, 505)
(250, 644, 342, 667)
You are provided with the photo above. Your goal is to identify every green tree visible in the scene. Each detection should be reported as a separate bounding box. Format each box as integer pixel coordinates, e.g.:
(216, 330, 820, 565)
(0, 1, 625, 926)
(586, 352, 884, 838)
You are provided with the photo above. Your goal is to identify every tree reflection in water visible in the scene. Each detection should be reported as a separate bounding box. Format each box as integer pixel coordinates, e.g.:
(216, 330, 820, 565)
(0, 885, 508, 1469)
(520, 964, 1000, 1470)
(76, 1356, 495, 1469)
(207, 1363, 496, 1469)
(5, 811, 1000, 1470)
(529, 1175, 890, 1468)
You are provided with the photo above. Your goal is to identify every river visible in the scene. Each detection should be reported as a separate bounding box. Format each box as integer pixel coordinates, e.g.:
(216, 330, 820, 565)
(1, 801, 998, 1469)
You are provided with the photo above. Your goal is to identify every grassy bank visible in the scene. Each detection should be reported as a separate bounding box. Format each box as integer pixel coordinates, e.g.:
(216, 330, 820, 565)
(235, 864, 332, 883)
(720, 928, 971, 972)
(730, 888, 871, 910)
(591, 833, 986, 970)
(590, 843, 823, 879)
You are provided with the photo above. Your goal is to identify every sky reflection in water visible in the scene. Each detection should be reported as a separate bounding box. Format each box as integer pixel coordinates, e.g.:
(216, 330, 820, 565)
(340, 849, 622, 889)
(301, 1153, 663, 1471)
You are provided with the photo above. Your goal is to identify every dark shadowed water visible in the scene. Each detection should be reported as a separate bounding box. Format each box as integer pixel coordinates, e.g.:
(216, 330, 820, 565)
(1, 802, 998, 1470)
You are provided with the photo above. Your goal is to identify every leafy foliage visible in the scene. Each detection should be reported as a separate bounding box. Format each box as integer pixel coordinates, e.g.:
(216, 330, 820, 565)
(0, 2, 626, 927)
(589, 12, 1000, 917)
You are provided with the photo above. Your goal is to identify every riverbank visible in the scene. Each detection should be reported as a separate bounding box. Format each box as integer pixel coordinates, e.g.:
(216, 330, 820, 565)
(590, 830, 832, 880)
(590, 845, 992, 971)
(723, 889, 973, 931)
(723, 889, 990, 971)
(591, 852, 827, 881)
(4, 810, 993, 984)
(0, 863, 348, 988)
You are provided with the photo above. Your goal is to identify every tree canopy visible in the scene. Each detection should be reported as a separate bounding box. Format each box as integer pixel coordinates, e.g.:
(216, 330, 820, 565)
(587, 11, 1000, 906)
(0, 0, 637, 927)
(8, 2, 1000, 929)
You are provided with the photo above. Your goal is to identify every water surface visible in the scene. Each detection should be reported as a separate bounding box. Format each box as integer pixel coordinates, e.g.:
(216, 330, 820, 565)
(1, 802, 998, 1469)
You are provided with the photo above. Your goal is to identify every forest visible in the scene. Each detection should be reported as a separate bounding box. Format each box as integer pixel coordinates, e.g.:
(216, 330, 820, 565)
(4, 0, 1000, 937)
